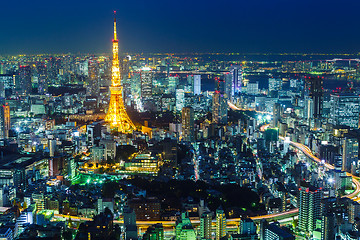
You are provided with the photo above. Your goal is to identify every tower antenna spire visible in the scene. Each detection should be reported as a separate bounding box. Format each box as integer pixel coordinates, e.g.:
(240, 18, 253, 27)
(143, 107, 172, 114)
(113, 10, 117, 41)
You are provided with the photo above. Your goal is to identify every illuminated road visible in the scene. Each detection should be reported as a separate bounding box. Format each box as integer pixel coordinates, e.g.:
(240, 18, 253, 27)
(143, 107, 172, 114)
(279, 136, 360, 200)
(54, 208, 298, 228)
(228, 101, 272, 115)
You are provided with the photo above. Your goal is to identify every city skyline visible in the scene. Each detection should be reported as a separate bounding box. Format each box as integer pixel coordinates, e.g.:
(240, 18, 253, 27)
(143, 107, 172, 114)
(2, 0, 360, 54)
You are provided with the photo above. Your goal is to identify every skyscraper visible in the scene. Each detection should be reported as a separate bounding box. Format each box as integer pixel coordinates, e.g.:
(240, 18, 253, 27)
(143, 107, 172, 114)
(298, 185, 322, 234)
(342, 136, 358, 173)
(0, 103, 10, 139)
(18, 65, 32, 95)
(105, 12, 136, 133)
(141, 67, 153, 99)
(193, 75, 201, 95)
(224, 73, 232, 100)
(176, 89, 185, 112)
(200, 212, 212, 240)
(212, 78, 228, 124)
(230, 66, 242, 95)
(330, 93, 360, 128)
(306, 77, 323, 119)
(272, 103, 281, 128)
(88, 59, 100, 96)
(182, 107, 194, 142)
(215, 208, 226, 240)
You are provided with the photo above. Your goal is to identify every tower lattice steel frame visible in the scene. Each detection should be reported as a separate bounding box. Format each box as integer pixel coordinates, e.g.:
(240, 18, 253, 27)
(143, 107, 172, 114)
(105, 12, 136, 133)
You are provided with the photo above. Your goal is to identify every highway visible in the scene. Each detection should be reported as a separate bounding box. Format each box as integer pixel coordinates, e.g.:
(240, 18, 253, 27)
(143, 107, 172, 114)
(279, 136, 360, 200)
(54, 208, 298, 228)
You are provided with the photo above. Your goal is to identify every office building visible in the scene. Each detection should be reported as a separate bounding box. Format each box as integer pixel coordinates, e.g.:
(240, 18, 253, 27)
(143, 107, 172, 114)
(306, 77, 323, 119)
(321, 212, 335, 240)
(176, 89, 185, 112)
(213, 78, 228, 124)
(18, 65, 32, 95)
(193, 75, 201, 95)
(182, 107, 194, 142)
(0, 103, 10, 139)
(330, 93, 360, 128)
(342, 136, 358, 173)
(0, 75, 14, 97)
(246, 82, 259, 95)
(239, 218, 256, 236)
(224, 72, 232, 100)
(272, 103, 281, 128)
(141, 67, 153, 99)
(123, 207, 138, 240)
(230, 66, 242, 95)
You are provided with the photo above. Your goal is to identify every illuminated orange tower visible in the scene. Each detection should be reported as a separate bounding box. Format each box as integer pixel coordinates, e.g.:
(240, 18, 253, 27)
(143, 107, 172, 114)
(105, 12, 136, 133)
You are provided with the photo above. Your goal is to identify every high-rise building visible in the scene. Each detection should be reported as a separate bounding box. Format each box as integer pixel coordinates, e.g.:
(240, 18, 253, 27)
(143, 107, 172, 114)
(193, 75, 201, 95)
(123, 207, 138, 240)
(306, 77, 323, 119)
(342, 136, 359, 173)
(215, 208, 226, 240)
(18, 65, 32, 95)
(212, 78, 228, 124)
(0, 103, 10, 139)
(321, 212, 335, 240)
(230, 66, 242, 95)
(200, 212, 212, 240)
(330, 93, 360, 128)
(168, 76, 179, 94)
(176, 89, 185, 112)
(272, 103, 281, 128)
(348, 200, 360, 224)
(141, 67, 153, 99)
(224, 72, 232, 100)
(182, 107, 194, 142)
(105, 13, 136, 133)
(0, 74, 14, 97)
(88, 59, 100, 96)
(298, 185, 322, 233)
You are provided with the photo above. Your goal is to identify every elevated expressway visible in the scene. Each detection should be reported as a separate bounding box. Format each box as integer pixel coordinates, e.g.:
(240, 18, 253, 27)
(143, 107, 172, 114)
(279, 136, 360, 200)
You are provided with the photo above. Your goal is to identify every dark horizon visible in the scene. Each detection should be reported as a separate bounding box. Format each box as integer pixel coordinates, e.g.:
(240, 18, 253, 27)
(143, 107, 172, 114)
(1, 0, 360, 55)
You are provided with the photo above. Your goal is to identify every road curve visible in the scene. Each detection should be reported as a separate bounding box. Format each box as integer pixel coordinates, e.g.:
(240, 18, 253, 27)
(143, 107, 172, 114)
(279, 136, 360, 200)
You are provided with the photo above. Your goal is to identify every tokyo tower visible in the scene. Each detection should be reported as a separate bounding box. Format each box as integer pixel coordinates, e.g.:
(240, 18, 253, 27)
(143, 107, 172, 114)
(105, 12, 136, 133)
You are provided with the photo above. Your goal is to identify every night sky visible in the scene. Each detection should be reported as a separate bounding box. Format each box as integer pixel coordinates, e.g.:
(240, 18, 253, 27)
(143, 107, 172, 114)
(1, 0, 360, 54)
